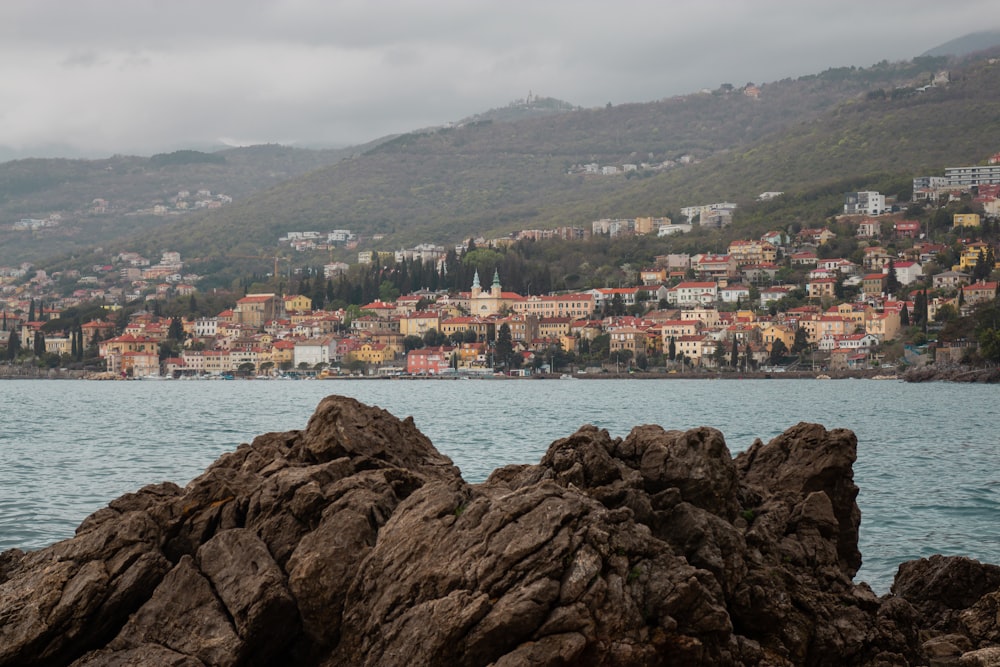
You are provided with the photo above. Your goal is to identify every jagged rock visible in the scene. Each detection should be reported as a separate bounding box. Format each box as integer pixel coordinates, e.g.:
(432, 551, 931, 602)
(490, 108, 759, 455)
(1, 395, 999, 666)
(892, 555, 1000, 634)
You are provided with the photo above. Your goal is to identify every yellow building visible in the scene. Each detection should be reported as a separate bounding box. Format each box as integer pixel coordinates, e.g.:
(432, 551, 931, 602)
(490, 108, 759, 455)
(537, 317, 573, 340)
(609, 327, 648, 357)
(958, 242, 996, 272)
(727, 240, 777, 265)
(865, 310, 901, 341)
(349, 342, 390, 365)
(759, 324, 796, 353)
(283, 294, 312, 313)
(440, 316, 495, 342)
(398, 312, 441, 337)
(235, 293, 278, 328)
(953, 213, 981, 228)
(270, 340, 296, 366)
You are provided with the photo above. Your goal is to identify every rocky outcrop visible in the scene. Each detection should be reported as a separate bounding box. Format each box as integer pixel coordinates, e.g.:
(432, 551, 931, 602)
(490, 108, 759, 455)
(903, 365, 1000, 383)
(1, 395, 998, 666)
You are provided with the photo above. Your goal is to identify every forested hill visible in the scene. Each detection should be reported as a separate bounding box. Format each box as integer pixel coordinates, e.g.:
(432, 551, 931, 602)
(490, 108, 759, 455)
(123, 52, 1000, 262)
(0, 142, 380, 265)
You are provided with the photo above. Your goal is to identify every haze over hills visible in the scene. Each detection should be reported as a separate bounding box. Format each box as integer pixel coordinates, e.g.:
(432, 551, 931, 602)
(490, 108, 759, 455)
(4, 39, 1000, 282)
(0, 140, 395, 265)
(122, 52, 998, 264)
(921, 30, 1000, 58)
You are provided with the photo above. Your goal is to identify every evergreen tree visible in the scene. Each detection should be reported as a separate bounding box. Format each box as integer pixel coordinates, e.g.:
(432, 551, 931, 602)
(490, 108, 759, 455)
(28, 300, 35, 323)
(6, 330, 19, 360)
(33, 331, 45, 357)
(730, 338, 739, 368)
(885, 259, 900, 296)
(791, 327, 809, 355)
(913, 290, 926, 325)
(668, 336, 676, 361)
(769, 339, 788, 365)
(495, 323, 514, 370)
(188, 293, 198, 315)
(611, 293, 625, 316)
(972, 248, 990, 282)
(900, 302, 910, 326)
(168, 317, 184, 341)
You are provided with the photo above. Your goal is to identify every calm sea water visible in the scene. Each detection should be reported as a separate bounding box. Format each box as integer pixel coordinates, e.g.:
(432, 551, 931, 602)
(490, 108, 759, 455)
(1, 378, 997, 593)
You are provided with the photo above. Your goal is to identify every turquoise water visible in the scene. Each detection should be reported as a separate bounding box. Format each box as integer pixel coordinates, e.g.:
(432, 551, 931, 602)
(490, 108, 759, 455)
(1, 378, 997, 593)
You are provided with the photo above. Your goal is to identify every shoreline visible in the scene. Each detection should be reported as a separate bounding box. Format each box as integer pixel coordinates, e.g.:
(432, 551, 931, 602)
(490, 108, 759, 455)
(1, 366, 995, 383)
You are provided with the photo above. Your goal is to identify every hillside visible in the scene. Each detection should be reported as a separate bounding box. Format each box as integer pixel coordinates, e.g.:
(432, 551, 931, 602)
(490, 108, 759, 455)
(922, 30, 1000, 57)
(14, 51, 1000, 287)
(0, 142, 385, 265)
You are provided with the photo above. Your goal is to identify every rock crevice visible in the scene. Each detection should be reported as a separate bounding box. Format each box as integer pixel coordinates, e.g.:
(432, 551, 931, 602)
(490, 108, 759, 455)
(1, 395, 998, 666)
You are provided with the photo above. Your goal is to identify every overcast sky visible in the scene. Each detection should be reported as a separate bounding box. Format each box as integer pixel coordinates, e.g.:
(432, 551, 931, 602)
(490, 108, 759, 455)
(1, 0, 997, 159)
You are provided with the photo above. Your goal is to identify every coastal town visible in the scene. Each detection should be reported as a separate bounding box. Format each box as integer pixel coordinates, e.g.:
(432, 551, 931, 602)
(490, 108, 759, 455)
(1, 156, 999, 379)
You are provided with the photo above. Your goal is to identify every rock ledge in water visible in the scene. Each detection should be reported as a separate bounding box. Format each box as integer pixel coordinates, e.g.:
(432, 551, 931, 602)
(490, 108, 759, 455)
(1, 395, 999, 666)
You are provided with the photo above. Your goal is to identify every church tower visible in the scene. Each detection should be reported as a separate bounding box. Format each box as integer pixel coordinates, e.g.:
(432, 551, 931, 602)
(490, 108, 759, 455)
(471, 269, 482, 299)
(490, 269, 502, 298)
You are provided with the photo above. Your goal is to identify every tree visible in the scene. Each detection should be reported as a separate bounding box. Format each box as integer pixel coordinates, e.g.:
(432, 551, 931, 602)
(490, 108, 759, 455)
(913, 290, 928, 327)
(494, 323, 513, 369)
(668, 336, 676, 361)
(6, 330, 19, 360)
(730, 338, 739, 368)
(978, 328, 1000, 364)
(610, 293, 625, 316)
(422, 328, 445, 347)
(33, 331, 45, 357)
(769, 339, 789, 365)
(168, 317, 184, 341)
(28, 300, 35, 323)
(972, 248, 994, 283)
(403, 335, 424, 352)
(885, 259, 900, 296)
(791, 327, 809, 355)
(900, 302, 910, 326)
(712, 342, 726, 367)
(935, 304, 958, 322)
(378, 280, 400, 303)
(609, 349, 633, 368)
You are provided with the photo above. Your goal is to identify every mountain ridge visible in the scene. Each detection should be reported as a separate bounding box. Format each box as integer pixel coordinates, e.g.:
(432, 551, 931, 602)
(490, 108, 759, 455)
(5, 46, 1000, 281)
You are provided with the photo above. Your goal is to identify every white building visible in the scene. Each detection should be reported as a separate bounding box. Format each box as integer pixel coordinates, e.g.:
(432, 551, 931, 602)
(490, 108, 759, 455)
(844, 191, 886, 216)
(294, 337, 334, 368)
(194, 317, 218, 337)
(945, 164, 1000, 187)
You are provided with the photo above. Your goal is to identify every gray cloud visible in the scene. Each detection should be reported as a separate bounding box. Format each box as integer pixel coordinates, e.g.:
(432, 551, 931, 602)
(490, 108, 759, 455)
(0, 0, 996, 157)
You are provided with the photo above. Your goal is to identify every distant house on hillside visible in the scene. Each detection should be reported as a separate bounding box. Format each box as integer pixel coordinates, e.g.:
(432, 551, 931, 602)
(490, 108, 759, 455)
(844, 191, 886, 216)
